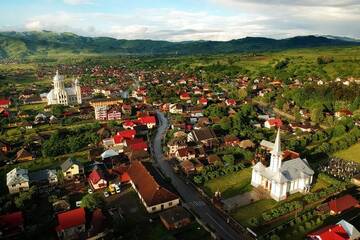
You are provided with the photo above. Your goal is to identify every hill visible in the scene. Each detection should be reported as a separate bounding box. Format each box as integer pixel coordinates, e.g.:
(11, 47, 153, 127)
(0, 31, 359, 59)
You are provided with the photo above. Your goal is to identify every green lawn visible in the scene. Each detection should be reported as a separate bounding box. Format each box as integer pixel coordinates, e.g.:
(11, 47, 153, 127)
(334, 142, 360, 163)
(203, 167, 252, 199)
(231, 199, 276, 226)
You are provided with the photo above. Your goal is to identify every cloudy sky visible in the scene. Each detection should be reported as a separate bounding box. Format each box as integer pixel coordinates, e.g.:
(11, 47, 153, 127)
(0, 0, 359, 41)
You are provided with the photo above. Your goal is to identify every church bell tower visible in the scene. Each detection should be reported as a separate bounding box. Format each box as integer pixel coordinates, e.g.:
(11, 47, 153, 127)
(269, 128, 282, 172)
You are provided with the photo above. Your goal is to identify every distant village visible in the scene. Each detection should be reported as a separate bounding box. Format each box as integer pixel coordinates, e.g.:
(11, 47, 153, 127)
(0, 62, 360, 240)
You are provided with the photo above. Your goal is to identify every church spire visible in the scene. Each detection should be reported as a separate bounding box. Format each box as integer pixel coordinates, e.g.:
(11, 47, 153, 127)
(272, 128, 281, 155)
(270, 128, 282, 172)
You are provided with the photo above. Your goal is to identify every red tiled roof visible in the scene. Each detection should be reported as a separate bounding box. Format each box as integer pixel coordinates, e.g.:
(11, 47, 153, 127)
(127, 161, 178, 207)
(180, 93, 190, 99)
(138, 116, 156, 124)
(0, 211, 24, 233)
(308, 224, 349, 240)
(126, 138, 148, 151)
(267, 118, 283, 127)
(115, 129, 136, 140)
(89, 169, 105, 184)
(328, 194, 359, 213)
(123, 120, 136, 127)
(226, 99, 236, 105)
(56, 208, 86, 231)
(0, 99, 10, 105)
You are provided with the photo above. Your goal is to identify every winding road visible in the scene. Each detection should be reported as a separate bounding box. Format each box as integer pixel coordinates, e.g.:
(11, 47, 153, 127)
(151, 111, 251, 240)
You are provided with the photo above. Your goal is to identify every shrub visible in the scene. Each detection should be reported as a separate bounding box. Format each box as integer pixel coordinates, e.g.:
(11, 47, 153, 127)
(298, 225, 305, 233)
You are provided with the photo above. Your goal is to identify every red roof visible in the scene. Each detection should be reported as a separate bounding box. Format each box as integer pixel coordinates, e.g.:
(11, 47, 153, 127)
(328, 194, 359, 213)
(126, 138, 148, 151)
(308, 224, 349, 240)
(180, 93, 190, 99)
(226, 99, 236, 105)
(89, 169, 105, 184)
(123, 120, 136, 127)
(0, 211, 24, 233)
(56, 208, 86, 231)
(267, 118, 283, 127)
(0, 99, 10, 106)
(138, 116, 156, 125)
(115, 129, 136, 140)
(198, 97, 208, 105)
(127, 161, 178, 207)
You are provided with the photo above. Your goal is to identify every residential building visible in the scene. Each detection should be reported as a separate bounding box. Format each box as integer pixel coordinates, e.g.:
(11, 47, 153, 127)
(61, 158, 84, 180)
(328, 194, 359, 215)
(0, 211, 24, 238)
(187, 127, 219, 148)
(55, 208, 86, 240)
(159, 206, 191, 230)
(127, 161, 180, 213)
(88, 167, 108, 190)
(264, 118, 283, 129)
(6, 168, 29, 194)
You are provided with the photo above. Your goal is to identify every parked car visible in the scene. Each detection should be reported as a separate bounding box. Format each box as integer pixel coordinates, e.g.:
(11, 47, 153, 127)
(76, 201, 81, 207)
(114, 184, 121, 193)
(103, 191, 110, 198)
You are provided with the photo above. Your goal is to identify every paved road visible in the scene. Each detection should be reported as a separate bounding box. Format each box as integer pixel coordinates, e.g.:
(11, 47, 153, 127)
(151, 111, 250, 240)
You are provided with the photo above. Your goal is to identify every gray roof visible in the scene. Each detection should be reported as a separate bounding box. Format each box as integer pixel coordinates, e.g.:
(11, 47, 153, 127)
(6, 168, 29, 186)
(260, 140, 274, 149)
(29, 169, 57, 183)
(61, 158, 82, 172)
(338, 220, 360, 240)
(254, 157, 314, 183)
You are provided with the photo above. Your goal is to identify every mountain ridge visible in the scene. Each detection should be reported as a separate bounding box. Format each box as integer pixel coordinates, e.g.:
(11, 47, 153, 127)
(0, 31, 359, 59)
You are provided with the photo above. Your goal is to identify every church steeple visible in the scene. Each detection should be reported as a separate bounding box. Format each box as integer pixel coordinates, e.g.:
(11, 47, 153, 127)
(270, 128, 282, 172)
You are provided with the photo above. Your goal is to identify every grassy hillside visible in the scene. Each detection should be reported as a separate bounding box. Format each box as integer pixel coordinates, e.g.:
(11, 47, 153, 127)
(0, 31, 359, 59)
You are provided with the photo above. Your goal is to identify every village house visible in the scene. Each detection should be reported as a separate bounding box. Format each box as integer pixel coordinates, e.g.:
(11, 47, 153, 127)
(289, 122, 314, 132)
(88, 166, 108, 190)
(159, 206, 191, 230)
(0, 211, 24, 238)
(61, 158, 84, 180)
(169, 103, 183, 114)
(328, 194, 359, 215)
(335, 109, 353, 118)
(127, 161, 180, 213)
(180, 160, 196, 175)
(29, 169, 58, 186)
(15, 148, 33, 162)
(225, 99, 236, 106)
(55, 208, 86, 240)
(187, 127, 219, 148)
(167, 138, 187, 156)
(0, 140, 11, 153)
(138, 116, 156, 129)
(264, 118, 283, 129)
(0, 99, 11, 108)
(90, 98, 123, 120)
(6, 168, 30, 194)
(307, 220, 360, 240)
(175, 147, 196, 162)
(180, 92, 191, 101)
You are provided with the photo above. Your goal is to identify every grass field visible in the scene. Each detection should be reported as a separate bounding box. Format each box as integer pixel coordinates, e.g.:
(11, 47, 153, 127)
(231, 199, 276, 226)
(203, 167, 252, 199)
(334, 142, 360, 163)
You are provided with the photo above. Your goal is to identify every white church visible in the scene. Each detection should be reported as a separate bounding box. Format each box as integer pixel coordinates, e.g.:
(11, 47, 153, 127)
(47, 70, 82, 106)
(251, 129, 314, 201)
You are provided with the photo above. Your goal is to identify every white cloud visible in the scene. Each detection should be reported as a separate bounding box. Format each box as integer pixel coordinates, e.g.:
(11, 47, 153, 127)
(63, 0, 93, 5)
(20, 4, 360, 41)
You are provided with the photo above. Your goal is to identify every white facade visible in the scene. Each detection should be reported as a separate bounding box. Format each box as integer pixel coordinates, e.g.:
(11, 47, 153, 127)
(7, 168, 30, 194)
(251, 129, 314, 201)
(47, 70, 82, 106)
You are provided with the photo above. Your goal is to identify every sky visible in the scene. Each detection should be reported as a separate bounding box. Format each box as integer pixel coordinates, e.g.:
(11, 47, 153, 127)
(0, 0, 359, 41)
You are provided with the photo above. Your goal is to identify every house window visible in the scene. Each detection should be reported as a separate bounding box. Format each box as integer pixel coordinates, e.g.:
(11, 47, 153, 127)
(152, 207, 156, 211)
(169, 202, 173, 206)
